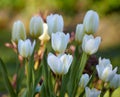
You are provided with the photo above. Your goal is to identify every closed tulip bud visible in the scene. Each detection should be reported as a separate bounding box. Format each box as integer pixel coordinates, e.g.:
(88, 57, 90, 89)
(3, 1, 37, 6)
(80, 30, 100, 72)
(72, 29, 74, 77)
(39, 23, 50, 43)
(46, 14, 64, 35)
(18, 39, 36, 58)
(96, 57, 117, 82)
(47, 53, 73, 75)
(85, 87, 101, 97)
(12, 20, 26, 43)
(75, 24, 85, 43)
(79, 73, 90, 88)
(110, 74, 120, 89)
(82, 34, 101, 55)
(83, 10, 99, 34)
(30, 16, 43, 38)
(51, 32, 69, 53)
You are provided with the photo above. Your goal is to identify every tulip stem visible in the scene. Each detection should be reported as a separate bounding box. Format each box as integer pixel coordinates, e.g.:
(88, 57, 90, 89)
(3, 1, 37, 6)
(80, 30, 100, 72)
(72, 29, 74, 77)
(100, 81, 105, 97)
(54, 75, 61, 96)
(25, 58, 33, 97)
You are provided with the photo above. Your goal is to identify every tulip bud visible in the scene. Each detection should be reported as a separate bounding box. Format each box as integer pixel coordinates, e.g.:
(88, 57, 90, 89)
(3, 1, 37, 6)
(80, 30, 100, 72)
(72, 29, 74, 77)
(85, 87, 101, 97)
(46, 14, 64, 35)
(82, 34, 101, 55)
(51, 32, 70, 53)
(12, 20, 26, 43)
(39, 23, 50, 43)
(18, 39, 36, 58)
(110, 74, 120, 89)
(96, 57, 117, 82)
(83, 10, 99, 34)
(30, 16, 43, 38)
(75, 24, 85, 43)
(47, 53, 73, 75)
(79, 74, 90, 88)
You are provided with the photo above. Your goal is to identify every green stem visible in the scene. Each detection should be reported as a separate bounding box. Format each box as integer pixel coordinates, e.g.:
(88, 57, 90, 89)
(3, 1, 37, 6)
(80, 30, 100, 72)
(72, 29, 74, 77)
(25, 58, 33, 97)
(100, 81, 105, 97)
(71, 52, 88, 97)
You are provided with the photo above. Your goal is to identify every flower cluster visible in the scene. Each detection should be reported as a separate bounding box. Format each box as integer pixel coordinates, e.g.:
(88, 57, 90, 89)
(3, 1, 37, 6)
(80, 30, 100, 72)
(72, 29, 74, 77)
(0, 10, 120, 97)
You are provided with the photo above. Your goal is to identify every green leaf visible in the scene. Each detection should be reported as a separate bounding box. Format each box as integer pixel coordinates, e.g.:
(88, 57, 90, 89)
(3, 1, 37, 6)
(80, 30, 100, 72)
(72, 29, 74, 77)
(103, 90, 110, 97)
(26, 58, 34, 97)
(16, 63, 25, 95)
(68, 46, 80, 95)
(112, 87, 120, 97)
(41, 49, 54, 97)
(18, 88, 27, 97)
(0, 58, 17, 97)
(60, 71, 70, 97)
(41, 84, 47, 97)
(70, 52, 88, 97)
(34, 64, 43, 90)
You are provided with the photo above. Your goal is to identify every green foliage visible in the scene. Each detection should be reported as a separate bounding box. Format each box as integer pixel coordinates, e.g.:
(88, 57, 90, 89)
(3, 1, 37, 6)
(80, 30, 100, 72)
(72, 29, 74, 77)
(0, 0, 26, 11)
(55, 0, 79, 15)
(0, 58, 17, 97)
(103, 90, 110, 97)
(90, 0, 120, 15)
(112, 87, 120, 97)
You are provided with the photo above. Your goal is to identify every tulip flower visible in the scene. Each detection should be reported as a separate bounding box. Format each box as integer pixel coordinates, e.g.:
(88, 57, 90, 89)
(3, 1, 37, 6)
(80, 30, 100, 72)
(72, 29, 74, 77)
(85, 87, 101, 97)
(46, 14, 64, 35)
(79, 74, 90, 88)
(30, 16, 43, 38)
(110, 74, 120, 89)
(47, 53, 73, 75)
(83, 10, 99, 34)
(12, 20, 26, 42)
(18, 39, 36, 58)
(96, 57, 117, 82)
(39, 23, 50, 43)
(51, 32, 70, 53)
(82, 34, 101, 55)
(75, 24, 85, 43)
(98, 57, 111, 66)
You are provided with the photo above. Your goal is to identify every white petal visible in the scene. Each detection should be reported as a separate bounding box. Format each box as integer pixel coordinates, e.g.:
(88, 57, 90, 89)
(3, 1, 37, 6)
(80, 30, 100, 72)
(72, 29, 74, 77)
(60, 54, 73, 74)
(47, 53, 63, 74)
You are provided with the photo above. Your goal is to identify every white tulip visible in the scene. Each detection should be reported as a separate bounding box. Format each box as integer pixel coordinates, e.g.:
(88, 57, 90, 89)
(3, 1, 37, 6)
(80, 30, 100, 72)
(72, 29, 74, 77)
(47, 53, 73, 75)
(85, 87, 101, 97)
(30, 16, 43, 38)
(12, 20, 26, 42)
(110, 74, 120, 89)
(51, 32, 70, 53)
(46, 14, 64, 35)
(79, 73, 90, 88)
(82, 34, 101, 55)
(98, 57, 111, 66)
(83, 10, 99, 34)
(75, 24, 85, 43)
(18, 39, 36, 58)
(96, 57, 117, 82)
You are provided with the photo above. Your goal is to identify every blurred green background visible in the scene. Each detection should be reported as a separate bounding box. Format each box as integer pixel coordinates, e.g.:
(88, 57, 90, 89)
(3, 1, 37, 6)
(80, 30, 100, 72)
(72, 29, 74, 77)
(0, 0, 120, 95)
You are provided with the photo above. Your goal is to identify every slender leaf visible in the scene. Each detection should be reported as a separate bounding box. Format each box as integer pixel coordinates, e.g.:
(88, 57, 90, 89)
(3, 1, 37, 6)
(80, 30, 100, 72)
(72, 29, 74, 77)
(71, 52, 88, 97)
(0, 58, 17, 97)
(16, 63, 25, 95)
(60, 71, 70, 97)
(18, 88, 27, 97)
(34, 64, 43, 92)
(103, 90, 110, 97)
(112, 87, 120, 97)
